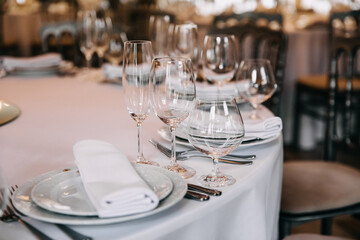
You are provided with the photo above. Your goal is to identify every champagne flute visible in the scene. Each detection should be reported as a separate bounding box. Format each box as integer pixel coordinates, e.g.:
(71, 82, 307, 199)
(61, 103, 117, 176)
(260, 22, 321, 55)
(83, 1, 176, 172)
(122, 40, 158, 166)
(236, 59, 277, 119)
(202, 34, 239, 89)
(149, 14, 171, 57)
(171, 23, 199, 77)
(0, 168, 8, 216)
(93, 11, 112, 67)
(78, 10, 96, 69)
(187, 96, 245, 187)
(150, 57, 196, 178)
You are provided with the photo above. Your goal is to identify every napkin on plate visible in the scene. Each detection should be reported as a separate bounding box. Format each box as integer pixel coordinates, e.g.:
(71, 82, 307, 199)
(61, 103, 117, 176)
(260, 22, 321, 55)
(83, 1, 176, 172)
(195, 81, 247, 98)
(73, 139, 159, 218)
(244, 116, 282, 139)
(1, 53, 62, 71)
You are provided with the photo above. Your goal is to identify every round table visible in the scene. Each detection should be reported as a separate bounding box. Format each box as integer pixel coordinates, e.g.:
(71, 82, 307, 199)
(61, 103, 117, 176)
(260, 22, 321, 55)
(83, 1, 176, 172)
(0, 71, 283, 240)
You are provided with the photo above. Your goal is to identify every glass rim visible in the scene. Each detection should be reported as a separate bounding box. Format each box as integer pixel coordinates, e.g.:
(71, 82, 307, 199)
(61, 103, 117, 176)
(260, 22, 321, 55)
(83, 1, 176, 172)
(240, 58, 271, 64)
(195, 95, 238, 102)
(204, 33, 236, 38)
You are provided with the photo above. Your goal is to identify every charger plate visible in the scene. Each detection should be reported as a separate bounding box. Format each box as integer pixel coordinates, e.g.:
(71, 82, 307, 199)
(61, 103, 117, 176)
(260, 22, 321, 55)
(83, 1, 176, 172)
(13, 165, 187, 225)
(0, 100, 20, 126)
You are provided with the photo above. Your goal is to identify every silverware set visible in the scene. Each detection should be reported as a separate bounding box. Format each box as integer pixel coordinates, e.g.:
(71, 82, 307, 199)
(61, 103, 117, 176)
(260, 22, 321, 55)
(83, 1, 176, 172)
(150, 139, 255, 165)
(185, 184, 222, 201)
(0, 185, 92, 240)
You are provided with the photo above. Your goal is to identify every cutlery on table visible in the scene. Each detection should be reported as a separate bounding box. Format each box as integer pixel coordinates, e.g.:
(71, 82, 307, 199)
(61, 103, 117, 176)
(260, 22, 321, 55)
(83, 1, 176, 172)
(1, 186, 53, 240)
(185, 190, 210, 201)
(187, 184, 222, 196)
(8, 185, 93, 240)
(149, 139, 254, 165)
(175, 134, 264, 145)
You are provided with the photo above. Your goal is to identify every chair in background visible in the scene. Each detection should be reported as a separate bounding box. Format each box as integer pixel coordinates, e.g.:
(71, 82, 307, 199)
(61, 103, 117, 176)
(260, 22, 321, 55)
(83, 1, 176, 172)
(40, 21, 79, 63)
(292, 10, 360, 149)
(279, 32, 360, 239)
(207, 12, 287, 116)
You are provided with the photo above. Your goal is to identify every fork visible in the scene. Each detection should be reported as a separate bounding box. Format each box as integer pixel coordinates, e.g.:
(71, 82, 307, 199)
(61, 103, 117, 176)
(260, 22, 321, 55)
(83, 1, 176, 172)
(1, 186, 53, 240)
(150, 139, 254, 165)
(9, 185, 92, 240)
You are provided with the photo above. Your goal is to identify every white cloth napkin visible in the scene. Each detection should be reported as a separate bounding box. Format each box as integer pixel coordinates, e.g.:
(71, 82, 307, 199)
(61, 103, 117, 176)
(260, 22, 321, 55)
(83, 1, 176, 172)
(73, 140, 159, 218)
(244, 116, 282, 139)
(102, 63, 122, 81)
(1, 53, 62, 70)
(195, 81, 247, 98)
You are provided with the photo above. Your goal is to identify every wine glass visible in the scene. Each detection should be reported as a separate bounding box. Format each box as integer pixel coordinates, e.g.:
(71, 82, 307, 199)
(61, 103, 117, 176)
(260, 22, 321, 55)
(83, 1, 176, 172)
(236, 59, 277, 119)
(149, 14, 172, 57)
(150, 57, 196, 178)
(0, 168, 8, 216)
(93, 11, 112, 67)
(104, 32, 126, 65)
(202, 34, 239, 88)
(171, 23, 199, 77)
(122, 40, 158, 166)
(187, 96, 245, 187)
(78, 10, 96, 69)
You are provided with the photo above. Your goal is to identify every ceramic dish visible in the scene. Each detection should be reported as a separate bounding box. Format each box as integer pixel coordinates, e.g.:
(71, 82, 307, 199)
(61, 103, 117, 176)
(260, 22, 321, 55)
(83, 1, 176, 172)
(13, 165, 187, 225)
(31, 167, 173, 216)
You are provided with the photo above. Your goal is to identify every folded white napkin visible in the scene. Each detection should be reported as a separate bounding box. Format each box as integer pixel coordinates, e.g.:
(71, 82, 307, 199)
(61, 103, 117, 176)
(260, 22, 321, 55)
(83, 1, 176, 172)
(102, 63, 122, 81)
(1, 53, 62, 71)
(195, 81, 247, 98)
(73, 140, 159, 218)
(244, 116, 282, 139)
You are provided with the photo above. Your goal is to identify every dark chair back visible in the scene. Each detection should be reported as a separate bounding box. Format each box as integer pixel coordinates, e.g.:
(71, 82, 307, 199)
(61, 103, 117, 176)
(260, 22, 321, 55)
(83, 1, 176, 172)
(325, 33, 360, 161)
(208, 12, 287, 115)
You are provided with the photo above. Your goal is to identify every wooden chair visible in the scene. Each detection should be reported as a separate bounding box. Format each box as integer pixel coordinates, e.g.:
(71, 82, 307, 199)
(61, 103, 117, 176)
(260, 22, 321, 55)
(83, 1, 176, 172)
(279, 33, 360, 239)
(292, 10, 360, 148)
(207, 12, 287, 116)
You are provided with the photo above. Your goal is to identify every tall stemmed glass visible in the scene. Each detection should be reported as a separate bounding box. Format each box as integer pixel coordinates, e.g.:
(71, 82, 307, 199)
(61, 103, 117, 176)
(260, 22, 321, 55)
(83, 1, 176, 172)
(93, 11, 111, 67)
(171, 23, 199, 77)
(187, 96, 245, 187)
(0, 168, 9, 216)
(122, 40, 158, 166)
(202, 34, 239, 89)
(150, 57, 196, 178)
(78, 10, 95, 69)
(237, 59, 277, 119)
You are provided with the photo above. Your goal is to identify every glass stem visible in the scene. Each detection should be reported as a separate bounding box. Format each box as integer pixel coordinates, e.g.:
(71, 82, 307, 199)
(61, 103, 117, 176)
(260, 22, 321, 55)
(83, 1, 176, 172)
(170, 126, 177, 166)
(250, 104, 258, 119)
(137, 122, 144, 162)
(212, 157, 220, 176)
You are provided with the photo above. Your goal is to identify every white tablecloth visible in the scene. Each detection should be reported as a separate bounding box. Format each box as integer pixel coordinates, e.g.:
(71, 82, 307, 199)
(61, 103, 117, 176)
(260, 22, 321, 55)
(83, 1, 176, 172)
(0, 71, 283, 240)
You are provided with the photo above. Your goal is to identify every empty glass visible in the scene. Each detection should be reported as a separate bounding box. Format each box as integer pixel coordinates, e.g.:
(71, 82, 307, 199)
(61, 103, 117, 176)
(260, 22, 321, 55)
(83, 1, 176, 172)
(78, 10, 96, 69)
(202, 34, 239, 88)
(122, 40, 158, 166)
(237, 59, 277, 119)
(150, 57, 196, 178)
(171, 23, 199, 76)
(93, 11, 112, 66)
(149, 14, 171, 57)
(105, 32, 127, 65)
(187, 96, 245, 187)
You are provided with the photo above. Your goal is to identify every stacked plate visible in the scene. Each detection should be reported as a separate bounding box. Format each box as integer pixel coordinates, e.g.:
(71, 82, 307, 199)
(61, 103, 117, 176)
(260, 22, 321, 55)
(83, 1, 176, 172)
(12, 165, 187, 225)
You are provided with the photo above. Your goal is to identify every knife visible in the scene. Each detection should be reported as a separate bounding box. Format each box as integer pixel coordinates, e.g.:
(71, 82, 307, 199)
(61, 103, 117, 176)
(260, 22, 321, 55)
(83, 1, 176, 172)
(188, 184, 222, 196)
(185, 190, 210, 201)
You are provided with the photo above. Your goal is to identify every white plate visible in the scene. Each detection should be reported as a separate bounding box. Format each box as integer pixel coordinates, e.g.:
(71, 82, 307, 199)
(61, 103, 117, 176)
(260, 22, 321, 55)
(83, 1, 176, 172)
(13, 165, 187, 225)
(158, 126, 279, 150)
(30, 167, 173, 216)
(0, 100, 20, 126)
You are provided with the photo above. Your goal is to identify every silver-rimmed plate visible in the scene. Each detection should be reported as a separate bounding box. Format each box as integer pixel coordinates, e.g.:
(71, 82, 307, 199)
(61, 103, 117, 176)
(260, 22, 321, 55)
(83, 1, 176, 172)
(30, 167, 173, 216)
(13, 165, 187, 225)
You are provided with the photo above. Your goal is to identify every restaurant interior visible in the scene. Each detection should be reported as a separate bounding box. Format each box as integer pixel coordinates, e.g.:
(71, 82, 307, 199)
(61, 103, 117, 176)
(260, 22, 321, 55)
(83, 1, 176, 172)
(0, 0, 360, 239)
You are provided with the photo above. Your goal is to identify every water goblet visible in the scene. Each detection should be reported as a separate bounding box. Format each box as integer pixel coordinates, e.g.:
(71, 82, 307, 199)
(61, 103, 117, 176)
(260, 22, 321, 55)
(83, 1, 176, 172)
(187, 96, 245, 187)
(105, 32, 126, 65)
(202, 34, 239, 88)
(236, 59, 277, 119)
(150, 57, 196, 178)
(171, 23, 199, 77)
(122, 40, 159, 166)
(149, 14, 171, 57)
